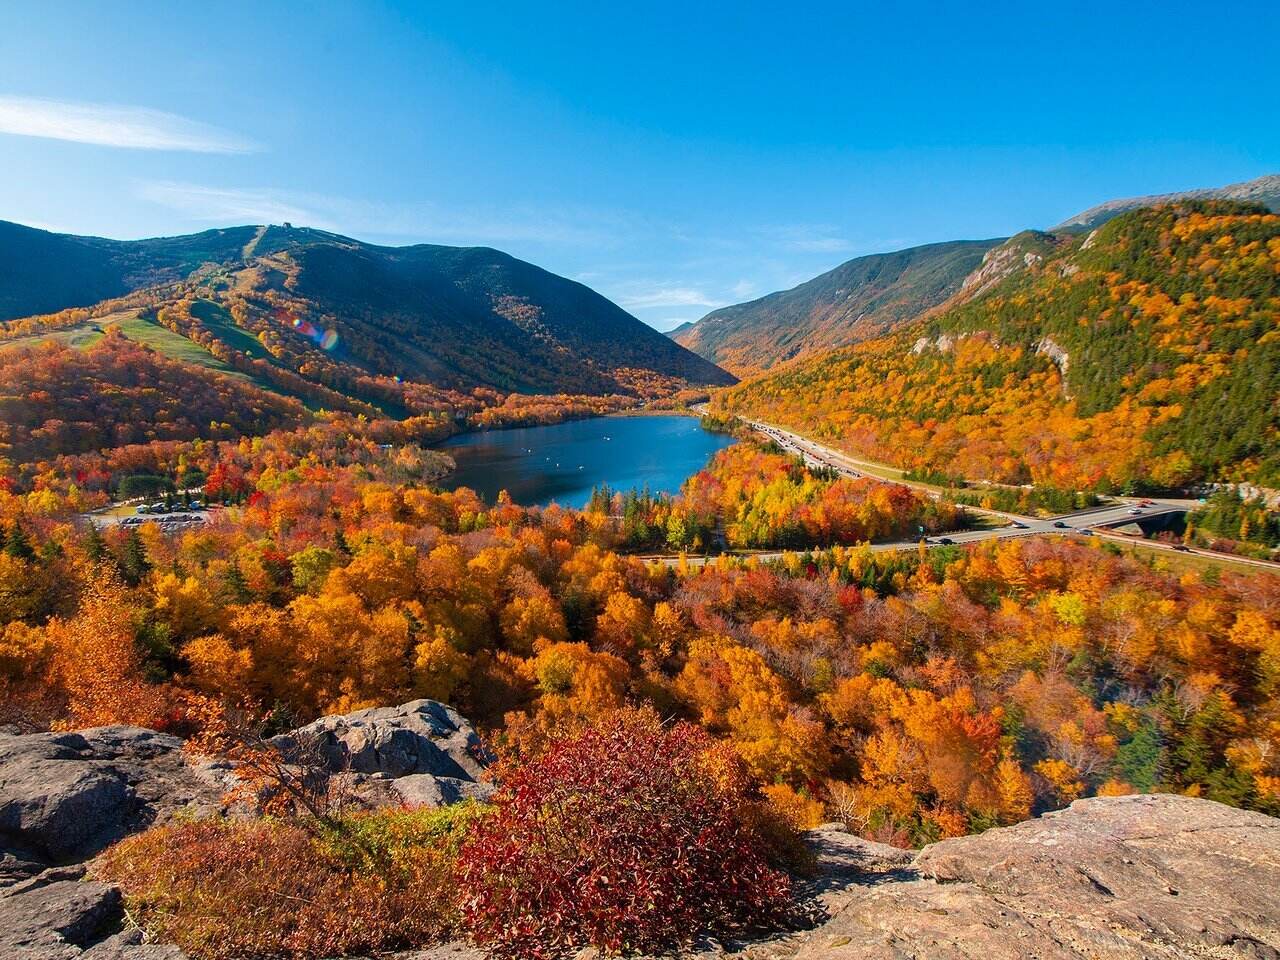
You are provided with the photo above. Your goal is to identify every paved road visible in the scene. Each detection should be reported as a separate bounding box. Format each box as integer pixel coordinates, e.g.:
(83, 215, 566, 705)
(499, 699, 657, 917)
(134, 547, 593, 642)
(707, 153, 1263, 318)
(745, 417, 1187, 526)
(674, 412, 1279, 572)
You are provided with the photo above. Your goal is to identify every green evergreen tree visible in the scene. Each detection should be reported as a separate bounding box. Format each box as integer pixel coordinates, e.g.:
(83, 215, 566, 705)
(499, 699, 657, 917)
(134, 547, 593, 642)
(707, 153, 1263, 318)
(84, 523, 107, 563)
(120, 530, 150, 586)
(220, 562, 251, 604)
(5, 524, 36, 562)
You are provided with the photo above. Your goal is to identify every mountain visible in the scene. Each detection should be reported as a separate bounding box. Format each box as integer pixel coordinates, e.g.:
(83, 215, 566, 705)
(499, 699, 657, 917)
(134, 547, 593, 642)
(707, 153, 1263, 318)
(714, 199, 1280, 491)
(671, 239, 1002, 377)
(0, 219, 732, 407)
(1053, 173, 1280, 231)
(0, 219, 256, 321)
(253, 225, 734, 394)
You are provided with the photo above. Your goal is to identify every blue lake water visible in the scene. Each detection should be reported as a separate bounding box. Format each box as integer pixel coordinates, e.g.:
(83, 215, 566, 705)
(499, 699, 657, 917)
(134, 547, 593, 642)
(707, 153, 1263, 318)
(436, 415, 734, 509)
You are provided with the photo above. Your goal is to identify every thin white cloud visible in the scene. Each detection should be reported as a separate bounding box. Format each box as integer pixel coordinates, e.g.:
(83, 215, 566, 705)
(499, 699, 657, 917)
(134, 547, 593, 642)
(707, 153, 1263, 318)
(135, 179, 615, 247)
(730, 279, 758, 299)
(138, 181, 322, 226)
(616, 286, 723, 310)
(762, 225, 855, 253)
(0, 95, 256, 153)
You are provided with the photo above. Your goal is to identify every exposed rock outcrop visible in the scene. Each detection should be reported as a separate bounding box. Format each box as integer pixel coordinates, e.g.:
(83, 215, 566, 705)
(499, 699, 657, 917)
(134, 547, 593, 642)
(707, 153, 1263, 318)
(0, 701, 492, 889)
(0, 701, 493, 957)
(1034, 335, 1071, 395)
(0, 865, 185, 959)
(270, 699, 493, 808)
(792, 794, 1280, 960)
(0, 726, 231, 884)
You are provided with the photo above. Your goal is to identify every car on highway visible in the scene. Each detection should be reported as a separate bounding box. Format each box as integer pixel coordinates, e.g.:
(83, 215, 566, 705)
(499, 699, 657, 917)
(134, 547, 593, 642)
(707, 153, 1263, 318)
(937, 537, 955, 546)
(1053, 520, 1069, 528)
(1011, 521, 1028, 529)
(1173, 544, 1192, 552)
(1075, 529, 1094, 536)
(1128, 508, 1143, 515)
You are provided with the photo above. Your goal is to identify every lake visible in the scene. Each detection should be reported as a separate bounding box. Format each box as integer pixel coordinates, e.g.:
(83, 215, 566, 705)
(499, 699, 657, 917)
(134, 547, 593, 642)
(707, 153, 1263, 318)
(436, 415, 734, 509)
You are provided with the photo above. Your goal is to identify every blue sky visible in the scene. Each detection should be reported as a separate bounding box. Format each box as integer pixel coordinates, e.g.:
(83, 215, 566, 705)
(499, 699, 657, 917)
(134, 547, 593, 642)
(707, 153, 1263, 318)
(1, 2, 1277, 331)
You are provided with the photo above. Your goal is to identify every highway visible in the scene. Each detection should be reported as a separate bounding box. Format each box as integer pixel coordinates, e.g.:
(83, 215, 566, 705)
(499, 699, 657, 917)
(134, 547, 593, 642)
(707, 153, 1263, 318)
(665, 411, 1280, 572)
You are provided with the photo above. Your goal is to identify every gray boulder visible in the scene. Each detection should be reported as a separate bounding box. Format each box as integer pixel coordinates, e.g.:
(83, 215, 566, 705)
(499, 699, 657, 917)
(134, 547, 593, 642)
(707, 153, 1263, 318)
(0, 870, 184, 959)
(0, 878, 122, 959)
(271, 699, 492, 804)
(0, 727, 228, 881)
(390, 773, 493, 808)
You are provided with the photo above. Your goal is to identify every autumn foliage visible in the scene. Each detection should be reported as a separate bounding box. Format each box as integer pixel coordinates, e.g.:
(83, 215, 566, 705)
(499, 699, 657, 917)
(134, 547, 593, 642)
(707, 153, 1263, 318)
(3, 419, 1280, 847)
(0, 333, 305, 464)
(95, 805, 477, 960)
(457, 707, 792, 958)
(717, 202, 1280, 491)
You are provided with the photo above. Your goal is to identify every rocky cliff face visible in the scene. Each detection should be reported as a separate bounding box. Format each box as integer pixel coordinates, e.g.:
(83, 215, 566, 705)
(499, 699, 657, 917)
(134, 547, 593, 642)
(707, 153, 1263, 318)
(2, 706, 1277, 960)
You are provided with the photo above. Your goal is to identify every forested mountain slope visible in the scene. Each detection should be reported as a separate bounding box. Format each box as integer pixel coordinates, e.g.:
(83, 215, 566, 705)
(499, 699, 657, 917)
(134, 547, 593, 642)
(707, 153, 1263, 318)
(0, 219, 255, 321)
(0, 220, 731, 396)
(0, 220, 733, 464)
(0, 332, 306, 463)
(265, 225, 734, 393)
(714, 200, 1280, 491)
(672, 239, 1000, 376)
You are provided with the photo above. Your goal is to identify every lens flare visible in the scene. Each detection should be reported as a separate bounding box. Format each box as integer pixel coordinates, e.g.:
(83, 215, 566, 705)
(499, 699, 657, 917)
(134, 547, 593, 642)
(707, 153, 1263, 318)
(320, 329, 339, 351)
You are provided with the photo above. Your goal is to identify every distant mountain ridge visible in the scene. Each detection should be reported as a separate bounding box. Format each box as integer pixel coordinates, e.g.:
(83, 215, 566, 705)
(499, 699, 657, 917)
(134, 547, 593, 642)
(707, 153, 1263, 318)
(672, 238, 1002, 376)
(673, 174, 1279, 380)
(1053, 173, 1280, 231)
(0, 219, 734, 399)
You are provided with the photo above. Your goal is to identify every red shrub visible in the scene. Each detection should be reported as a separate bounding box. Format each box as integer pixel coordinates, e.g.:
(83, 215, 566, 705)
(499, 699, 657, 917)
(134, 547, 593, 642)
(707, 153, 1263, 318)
(457, 707, 792, 958)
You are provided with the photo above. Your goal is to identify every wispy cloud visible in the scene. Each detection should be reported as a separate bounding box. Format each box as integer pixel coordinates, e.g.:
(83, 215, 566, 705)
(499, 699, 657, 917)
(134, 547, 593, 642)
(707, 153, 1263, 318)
(135, 179, 618, 248)
(615, 286, 724, 310)
(0, 95, 256, 153)
(138, 182, 320, 226)
(761, 224, 855, 254)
